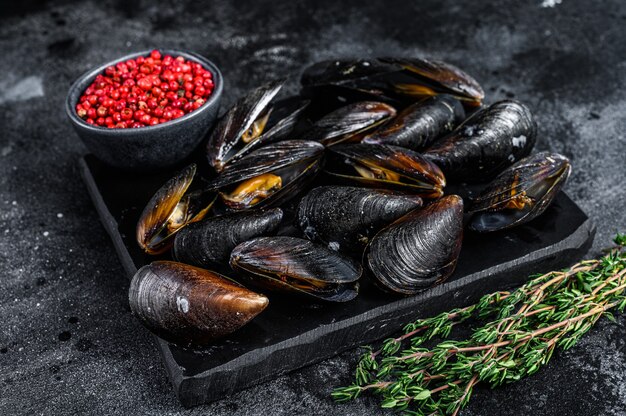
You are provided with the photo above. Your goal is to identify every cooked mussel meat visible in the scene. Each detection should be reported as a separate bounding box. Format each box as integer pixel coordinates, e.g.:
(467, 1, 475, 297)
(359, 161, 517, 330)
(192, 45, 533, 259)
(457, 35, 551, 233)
(302, 101, 396, 146)
(366, 195, 464, 295)
(206, 140, 324, 210)
(362, 95, 465, 150)
(230, 236, 361, 302)
(424, 100, 537, 182)
(297, 186, 422, 254)
(301, 57, 484, 106)
(325, 143, 446, 198)
(468, 152, 571, 232)
(136, 164, 216, 255)
(173, 208, 283, 269)
(206, 80, 308, 172)
(129, 261, 268, 345)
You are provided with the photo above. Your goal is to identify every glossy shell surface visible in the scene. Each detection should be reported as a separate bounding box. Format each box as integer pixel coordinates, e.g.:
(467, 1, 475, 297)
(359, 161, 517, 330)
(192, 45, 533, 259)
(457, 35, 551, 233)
(129, 261, 268, 345)
(366, 195, 464, 295)
(230, 236, 361, 302)
(424, 100, 537, 181)
(297, 186, 422, 254)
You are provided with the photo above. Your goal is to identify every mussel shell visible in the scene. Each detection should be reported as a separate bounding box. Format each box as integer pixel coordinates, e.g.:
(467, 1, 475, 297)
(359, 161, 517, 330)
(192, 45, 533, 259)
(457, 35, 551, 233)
(325, 143, 446, 198)
(366, 195, 464, 295)
(297, 186, 422, 254)
(206, 140, 325, 210)
(173, 208, 283, 269)
(136, 164, 216, 255)
(301, 57, 484, 106)
(362, 95, 465, 150)
(469, 152, 571, 232)
(301, 58, 400, 89)
(206, 80, 284, 172)
(424, 100, 537, 182)
(302, 101, 396, 146)
(227, 99, 310, 166)
(301, 58, 401, 101)
(230, 236, 361, 302)
(129, 261, 268, 345)
(379, 57, 484, 106)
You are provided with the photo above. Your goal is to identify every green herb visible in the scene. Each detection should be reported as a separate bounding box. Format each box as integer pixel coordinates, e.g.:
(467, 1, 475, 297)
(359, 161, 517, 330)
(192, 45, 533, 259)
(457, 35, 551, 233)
(333, 236, 626, 415)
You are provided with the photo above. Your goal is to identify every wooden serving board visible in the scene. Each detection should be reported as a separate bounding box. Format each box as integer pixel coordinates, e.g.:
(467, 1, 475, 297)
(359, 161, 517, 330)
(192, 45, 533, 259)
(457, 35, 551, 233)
(79, 154, 595, 408)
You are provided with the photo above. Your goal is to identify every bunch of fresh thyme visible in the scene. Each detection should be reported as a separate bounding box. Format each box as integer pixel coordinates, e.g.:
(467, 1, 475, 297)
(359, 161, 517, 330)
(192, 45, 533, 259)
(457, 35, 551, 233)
(333, 234, 626, 415)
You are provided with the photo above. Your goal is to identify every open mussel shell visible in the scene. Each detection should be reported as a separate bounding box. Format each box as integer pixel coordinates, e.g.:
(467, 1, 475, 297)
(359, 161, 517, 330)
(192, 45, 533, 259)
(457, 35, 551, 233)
(207, 80, 304, 172)
(469, 152, 571, 232)
(129, 261, 268, 346)
(206, 140, 324, 211)
(362, 95, 465, 151)
(378, 57, 484, 107)
(366, 195, 464, 295)
(230, 236, 361, 302)
(173, 208, 283, 269)
(424, 100, 537, 182)
(297, 186, 422, 254)
(226, 98, 311, 166)
(301, 57, 484, 106)
(325, 143, 446, 199)
(136, 164, 216, 255)
(301, 101, 396, 146)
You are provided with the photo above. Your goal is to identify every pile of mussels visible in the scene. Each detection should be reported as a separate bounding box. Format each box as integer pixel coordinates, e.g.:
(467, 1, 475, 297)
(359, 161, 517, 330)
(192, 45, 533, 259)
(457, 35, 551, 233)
(129, 57, 572, 346)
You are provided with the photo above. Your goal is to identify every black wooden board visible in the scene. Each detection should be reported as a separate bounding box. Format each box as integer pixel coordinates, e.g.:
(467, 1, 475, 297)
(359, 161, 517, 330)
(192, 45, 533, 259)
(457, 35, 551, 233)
(79, 154, 595, 408)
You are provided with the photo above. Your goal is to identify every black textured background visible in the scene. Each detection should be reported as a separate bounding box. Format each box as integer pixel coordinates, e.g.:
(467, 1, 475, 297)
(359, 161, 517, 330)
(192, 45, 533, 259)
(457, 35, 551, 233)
(1, 1, 625, 415)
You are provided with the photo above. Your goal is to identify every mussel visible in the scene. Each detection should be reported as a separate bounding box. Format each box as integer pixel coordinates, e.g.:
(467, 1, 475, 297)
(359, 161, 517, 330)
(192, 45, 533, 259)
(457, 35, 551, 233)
(301, 57, 484, 106)
(297, 186, 422, 254)
(366, 195, 464, 295)
(325, 143, 446, 198)
(206, 80, 309, 172)
(136, 164, 216, 255)
(173, 208, 283, 269)
(230, 236, 361, 302)
(362, 95, 465, 150)
(424, 100, 537, 182)
(301, 101, 396, 146)
(206, 140, 324, 210)
(129, 261, 268, 345)
(469, 152, 571, 232)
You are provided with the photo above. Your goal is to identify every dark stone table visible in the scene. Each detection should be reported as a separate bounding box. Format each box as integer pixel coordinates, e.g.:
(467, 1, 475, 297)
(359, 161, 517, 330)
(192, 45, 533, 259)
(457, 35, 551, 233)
(1, 1, 624, 414)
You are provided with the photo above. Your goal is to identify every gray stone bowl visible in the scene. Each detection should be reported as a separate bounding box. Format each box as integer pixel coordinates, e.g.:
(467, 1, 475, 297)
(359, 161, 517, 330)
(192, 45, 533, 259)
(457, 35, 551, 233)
(66, 49, 223, 172)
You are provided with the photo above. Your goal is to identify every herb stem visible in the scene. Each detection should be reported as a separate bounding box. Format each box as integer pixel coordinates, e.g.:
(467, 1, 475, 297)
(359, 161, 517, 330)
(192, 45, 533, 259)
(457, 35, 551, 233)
(334, 236, 626, 415)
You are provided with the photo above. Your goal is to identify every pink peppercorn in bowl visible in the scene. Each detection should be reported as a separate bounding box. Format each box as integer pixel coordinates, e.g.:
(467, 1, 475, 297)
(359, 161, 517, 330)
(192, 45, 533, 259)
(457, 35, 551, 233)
(66, 49, 223, 172)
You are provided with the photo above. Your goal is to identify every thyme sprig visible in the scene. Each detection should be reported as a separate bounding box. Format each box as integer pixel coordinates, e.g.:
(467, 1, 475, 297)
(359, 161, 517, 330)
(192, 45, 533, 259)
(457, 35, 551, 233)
(333, 234, 626, 415)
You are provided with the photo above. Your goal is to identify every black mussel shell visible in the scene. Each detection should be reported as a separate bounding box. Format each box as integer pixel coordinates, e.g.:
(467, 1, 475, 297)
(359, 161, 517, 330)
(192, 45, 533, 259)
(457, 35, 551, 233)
(206, 80, 285, 172)
(301, 57, 484, 106)
(206, 140, 324, 210)
(129, 261, 268, 346)
(227, 99, 310, 166)
(173, 208, 283, 269)
(469, 152, 571, 232)
(301, 58, 401, 100)
(325, 143, 446, 199)
(379, 57, 484, 107)
(230, 236, 361, 302)
(136, 164, 216, 255)
(297, 186, 422, 254)
(362, 95, 465, 150)
(302, 101, 396, 146)
(366, 195, 464, 295)
(302, 58, 400, 89)
(424, 100, 537, 182)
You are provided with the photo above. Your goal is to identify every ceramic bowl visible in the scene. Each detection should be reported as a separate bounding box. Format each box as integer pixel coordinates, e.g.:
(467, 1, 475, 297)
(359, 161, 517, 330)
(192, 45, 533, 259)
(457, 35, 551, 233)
(66, 49, 223, 172)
